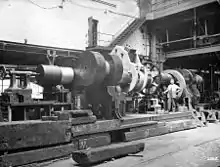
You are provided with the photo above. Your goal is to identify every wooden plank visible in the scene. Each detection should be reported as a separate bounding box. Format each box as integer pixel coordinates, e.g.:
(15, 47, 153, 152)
(70, 112, 192, 137)
(41, 116, 58, 121)
(54, 111, 70, 120)
(156, 112, 192, 121)
(163, 115, 193, 122)
(0, 112, 193, 151)
(71, 120, 120, 137)
(166, 44, 220, 59)
(0, 143, 77, 167)
(148, 126, 170, 137)
(167, 120, 197, 133)
(124, 125, 170, 142)
(122, 116, 158, 124)
(63, 110, 93, 117)
(72, 141, 145, 165)
(152, 0, 216, 19)
(130, 121, 165, 132)
(123, 121, 158, 130)
(71, 120, 159, 137)
(147, 120, 195, 136)
(71, 116, 97, 125)
(77, 133, 111, 150)
(183, 120, 197, 129)
(167, 121, 185, 133)
(123, 130, 150, 142)
(124, 112, 191, 124)
(54, 110, 93, 120)
(0, 121, 71, 151)
(152, 0, 180, 11)
(123, 120, 196, 142)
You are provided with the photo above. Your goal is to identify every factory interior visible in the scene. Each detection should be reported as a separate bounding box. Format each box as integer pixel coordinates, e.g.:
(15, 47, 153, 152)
(0, 0, 220, 166)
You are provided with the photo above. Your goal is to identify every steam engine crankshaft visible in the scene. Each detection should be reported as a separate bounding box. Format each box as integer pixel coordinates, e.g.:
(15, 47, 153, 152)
(35, 46, 154, 119)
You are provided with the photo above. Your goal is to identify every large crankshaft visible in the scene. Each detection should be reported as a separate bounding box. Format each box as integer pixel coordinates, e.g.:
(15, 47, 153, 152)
(36, 46, 153, 94)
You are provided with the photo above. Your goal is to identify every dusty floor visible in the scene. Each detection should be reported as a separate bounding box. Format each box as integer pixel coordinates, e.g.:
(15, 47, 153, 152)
(40, 123, 220, 167)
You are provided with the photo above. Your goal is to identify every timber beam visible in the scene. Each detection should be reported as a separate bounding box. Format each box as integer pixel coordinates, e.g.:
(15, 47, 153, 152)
(0, 112, 192, 152)
(0, 121, 72, 152)
(147, 0, 216, 20)
(0, 111, 196, 166)
(72, 141, 145, 165)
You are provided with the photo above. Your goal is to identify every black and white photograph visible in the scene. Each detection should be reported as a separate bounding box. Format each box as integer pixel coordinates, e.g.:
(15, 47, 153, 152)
(0, 0, 220, 166)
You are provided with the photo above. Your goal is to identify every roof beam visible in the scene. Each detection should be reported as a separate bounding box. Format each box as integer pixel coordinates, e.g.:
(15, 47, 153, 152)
(147, 0, 217, 20)
(166, 44, 220, 58)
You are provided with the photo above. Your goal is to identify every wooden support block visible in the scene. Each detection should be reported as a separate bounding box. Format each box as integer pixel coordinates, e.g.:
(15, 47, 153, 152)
(71, 120, 158, 137)
(41, 116, 58, 121)
(122, 116, 158, 124)
(124, 122, 170, 142)
(167, 120, 197, 133)
(71, 120, 120, 137)
(72, 141, 145, 165)
(183, 120, 197, 129)
(157, 112, 192, 121)
(65, 110, 93, 117)
(71, 116, 97, 125)
(123, 130, 150, 142)
(54, 111, 70, 120)
(77, 133, 111, 150)
(130, 122, 165, 132)
(0, 121, 71, 151)
(0, 143, 78, 167)
(167, 121, 185, 133)
(123, 120, 197, 142)
(148, 126, 170, 137)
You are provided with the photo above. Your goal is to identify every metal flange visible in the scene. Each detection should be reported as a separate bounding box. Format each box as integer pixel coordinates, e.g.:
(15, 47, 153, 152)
(163, 69, 187, 98)
(73, 51, 107, 87)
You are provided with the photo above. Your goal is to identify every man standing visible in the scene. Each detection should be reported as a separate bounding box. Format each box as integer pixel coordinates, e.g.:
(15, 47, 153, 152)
(163, 79, 181, 112)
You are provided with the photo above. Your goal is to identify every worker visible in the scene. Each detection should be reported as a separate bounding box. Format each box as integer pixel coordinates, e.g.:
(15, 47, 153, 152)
(162, 85, 168, 111)
(163, 79, 181, 112)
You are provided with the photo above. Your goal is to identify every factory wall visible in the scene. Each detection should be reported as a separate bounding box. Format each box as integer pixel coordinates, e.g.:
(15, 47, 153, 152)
(122, 26, 150, 57)
(0, 0, 138, 50)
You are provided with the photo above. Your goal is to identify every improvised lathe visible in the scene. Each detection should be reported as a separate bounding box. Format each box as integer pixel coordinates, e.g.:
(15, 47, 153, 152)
(0, 46, 155, 121)
(0, 45, 204, 122)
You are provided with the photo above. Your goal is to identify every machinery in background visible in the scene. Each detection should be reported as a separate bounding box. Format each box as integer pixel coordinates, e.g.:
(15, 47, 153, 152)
(212, 91, 220, 109)
(138, 68, 204, 113)
(159, 69, 203, 109)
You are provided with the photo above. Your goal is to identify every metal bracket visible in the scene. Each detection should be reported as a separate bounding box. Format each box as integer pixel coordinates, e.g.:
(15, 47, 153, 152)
(46, 50, 58, 65)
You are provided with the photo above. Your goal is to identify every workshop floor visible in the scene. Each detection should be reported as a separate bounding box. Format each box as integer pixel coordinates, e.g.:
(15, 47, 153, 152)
(39, 123, 220, 167)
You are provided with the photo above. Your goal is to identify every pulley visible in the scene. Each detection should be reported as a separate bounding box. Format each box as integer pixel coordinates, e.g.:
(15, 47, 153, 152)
(163, 69, 187, 98)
